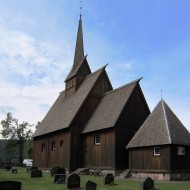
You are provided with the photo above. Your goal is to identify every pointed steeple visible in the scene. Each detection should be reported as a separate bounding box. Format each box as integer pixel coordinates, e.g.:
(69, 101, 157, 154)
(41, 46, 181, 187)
(64, 15, 91, 97)
(73, 15, 84, 69)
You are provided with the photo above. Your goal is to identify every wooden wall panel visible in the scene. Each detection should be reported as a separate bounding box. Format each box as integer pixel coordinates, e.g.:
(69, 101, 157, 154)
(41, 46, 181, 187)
(81, 129, 115, 169)
(115, 85, 150, 169)
(129, 146, 170, 172)
(33, 130, 70, 169)
(170, 145, 190, 171)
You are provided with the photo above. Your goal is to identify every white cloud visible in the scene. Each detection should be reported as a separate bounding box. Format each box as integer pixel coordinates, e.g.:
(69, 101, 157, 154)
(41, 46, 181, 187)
(0, 20, 72, 129)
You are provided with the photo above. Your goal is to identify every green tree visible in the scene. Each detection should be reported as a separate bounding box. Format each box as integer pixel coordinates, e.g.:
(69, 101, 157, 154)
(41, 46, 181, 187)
(0, 112, 33, 163)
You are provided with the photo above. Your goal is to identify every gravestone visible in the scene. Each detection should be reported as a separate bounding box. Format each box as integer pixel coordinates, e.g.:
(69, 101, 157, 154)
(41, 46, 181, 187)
(67, 173, 80, 189)
(54, 174, 66, 184)
(3, 165, 12, 171)
(30, 169, 42, 178)
(27, 166, 38, 173)
(0, 180, 22, 190)
(85, 180, 97, 190)
(104, 173, 114, 185)
(12, 169, 17, 174)
(141, 177, 154, 190)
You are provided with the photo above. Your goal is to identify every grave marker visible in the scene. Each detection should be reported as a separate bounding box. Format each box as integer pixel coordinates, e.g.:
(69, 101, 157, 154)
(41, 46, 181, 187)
(3, 165, 12, 171)
(141, 177, 154, 190)
(0, 181, 21, 190)
(30, 169, 42, 178)
(67, 173, 80, 189)
(85, 180, 97, 190)
(12, 169, 17, 174)
(54, 174, 66, 184)
(104, 173, 114, 185)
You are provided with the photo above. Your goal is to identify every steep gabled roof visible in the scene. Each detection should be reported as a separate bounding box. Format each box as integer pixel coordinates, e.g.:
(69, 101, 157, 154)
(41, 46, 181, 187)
(82, 78, 142, 134)
(127, 99, 190, 148)
(65, 55, 91, 81)
(33, 66, 106, 137)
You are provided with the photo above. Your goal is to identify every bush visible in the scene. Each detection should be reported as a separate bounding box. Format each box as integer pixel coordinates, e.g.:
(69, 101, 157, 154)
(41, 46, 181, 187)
(50, 166, 65, 177)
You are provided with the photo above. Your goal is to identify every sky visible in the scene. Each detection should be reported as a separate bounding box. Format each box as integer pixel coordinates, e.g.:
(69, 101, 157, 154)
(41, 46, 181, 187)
(0, 0, 190, 133)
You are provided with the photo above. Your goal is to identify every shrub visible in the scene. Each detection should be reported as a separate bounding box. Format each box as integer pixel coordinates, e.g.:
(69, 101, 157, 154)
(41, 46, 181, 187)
(50, 166, 65, 177)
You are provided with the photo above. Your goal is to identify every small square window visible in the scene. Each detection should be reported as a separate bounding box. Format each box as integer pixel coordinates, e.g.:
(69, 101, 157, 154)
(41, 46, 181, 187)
(41, 144, 45, 152)
(94, 135, 100, 145)
(154, 147, 160, 156)
(51, 141, 56, 151)
(178, 146, 185, 155)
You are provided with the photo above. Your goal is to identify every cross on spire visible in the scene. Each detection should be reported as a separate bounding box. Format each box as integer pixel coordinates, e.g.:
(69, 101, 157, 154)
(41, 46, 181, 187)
(80, 0, 82, 17)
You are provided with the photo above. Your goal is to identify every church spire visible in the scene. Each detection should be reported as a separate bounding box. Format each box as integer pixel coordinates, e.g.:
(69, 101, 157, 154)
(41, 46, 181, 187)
(73, 15, 84, 69)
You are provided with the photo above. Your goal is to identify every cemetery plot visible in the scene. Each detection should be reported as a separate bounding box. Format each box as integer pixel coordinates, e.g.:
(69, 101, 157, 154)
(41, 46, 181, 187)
(0, 180, 22, 190)
(67, 173, 80, 189)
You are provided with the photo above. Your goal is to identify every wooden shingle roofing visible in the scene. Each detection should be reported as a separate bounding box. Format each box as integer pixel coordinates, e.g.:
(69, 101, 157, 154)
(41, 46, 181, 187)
(127, 99, 190, 148)
(82, 78, 142, 134)
(33, 66, 106, 137)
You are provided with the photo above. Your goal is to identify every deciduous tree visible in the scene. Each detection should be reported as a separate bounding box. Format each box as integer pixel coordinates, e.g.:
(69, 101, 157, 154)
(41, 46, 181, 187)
(1, 112, 33, 163)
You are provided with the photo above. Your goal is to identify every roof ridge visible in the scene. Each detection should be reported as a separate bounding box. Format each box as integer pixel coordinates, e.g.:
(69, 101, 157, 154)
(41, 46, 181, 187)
(85, 64, 108, 79)
(161, 99, 172, 143)
(103, 77, 142, 96)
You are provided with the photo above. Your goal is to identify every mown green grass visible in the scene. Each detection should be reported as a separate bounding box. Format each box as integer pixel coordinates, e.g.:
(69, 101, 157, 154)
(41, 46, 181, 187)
(0, 167, 190, 190)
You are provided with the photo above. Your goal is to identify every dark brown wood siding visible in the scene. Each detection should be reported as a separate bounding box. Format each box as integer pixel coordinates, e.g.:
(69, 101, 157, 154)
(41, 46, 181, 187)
(81, 129, 115, 169)
(69, 71, 112, 170)
(33, 130, 70, 169)
(129, 146, 171, 172)
(170, 145, 190, 171)
(115, 85, 150, 169)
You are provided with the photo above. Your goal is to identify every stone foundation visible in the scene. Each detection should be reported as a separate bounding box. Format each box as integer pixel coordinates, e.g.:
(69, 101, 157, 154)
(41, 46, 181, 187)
(130, 171, 190, 181)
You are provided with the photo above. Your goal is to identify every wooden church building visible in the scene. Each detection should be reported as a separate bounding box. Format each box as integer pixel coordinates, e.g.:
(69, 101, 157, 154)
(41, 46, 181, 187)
(33, 16, 150, 173)
(127, 99, 190, 180)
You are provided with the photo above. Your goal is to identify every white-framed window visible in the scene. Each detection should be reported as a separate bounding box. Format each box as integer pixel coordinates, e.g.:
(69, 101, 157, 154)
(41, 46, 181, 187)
(154, 147, 160, 156)
(94, 135, 100, 145)
(51, 141, 56, 151)
(41, 144, 45, 152)
(178, 146, 185, 155)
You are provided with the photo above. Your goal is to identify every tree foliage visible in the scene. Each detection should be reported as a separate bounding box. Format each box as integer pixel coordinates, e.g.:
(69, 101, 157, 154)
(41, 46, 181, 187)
(0, 112, 33, 163)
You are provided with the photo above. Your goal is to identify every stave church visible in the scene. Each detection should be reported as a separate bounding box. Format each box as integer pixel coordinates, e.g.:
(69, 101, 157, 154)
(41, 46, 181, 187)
(33, 15, 190, 180)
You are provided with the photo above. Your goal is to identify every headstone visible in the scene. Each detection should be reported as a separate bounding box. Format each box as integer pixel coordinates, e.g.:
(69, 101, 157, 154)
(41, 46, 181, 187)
(85, 180, 97, 190)
(67, 173, 80, 189)
(3, 165, 12, 171)
(54, 174, 66, 184)
(27, 166, 38, 173)
(12, 169, 17, 174)
(30, 170, 42, 178)
(0, 181, 22, 190)
(141, 177, 154, 190)
(104, 173, 114, 185)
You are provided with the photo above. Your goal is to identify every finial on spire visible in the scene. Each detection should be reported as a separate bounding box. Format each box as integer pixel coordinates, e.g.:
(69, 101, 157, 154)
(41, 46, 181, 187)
(80, 0, 83, 18)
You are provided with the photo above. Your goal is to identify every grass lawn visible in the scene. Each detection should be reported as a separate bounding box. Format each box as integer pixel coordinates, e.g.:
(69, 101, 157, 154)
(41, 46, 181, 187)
(0, 167, 190, 190)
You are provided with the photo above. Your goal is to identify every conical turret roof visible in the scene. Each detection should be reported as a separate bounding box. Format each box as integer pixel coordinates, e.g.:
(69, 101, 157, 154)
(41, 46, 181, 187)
(127, 99, 190, 148)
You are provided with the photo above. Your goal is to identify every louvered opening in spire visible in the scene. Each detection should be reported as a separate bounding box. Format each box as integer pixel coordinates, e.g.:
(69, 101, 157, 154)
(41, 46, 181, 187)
(73, 16, 84, 69)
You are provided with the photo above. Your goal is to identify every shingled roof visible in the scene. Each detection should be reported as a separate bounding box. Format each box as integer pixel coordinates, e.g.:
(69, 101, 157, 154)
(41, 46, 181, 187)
(127, 99, 190, 148)
(82, 78, 142, 134)
(33, 66, 106, 137)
